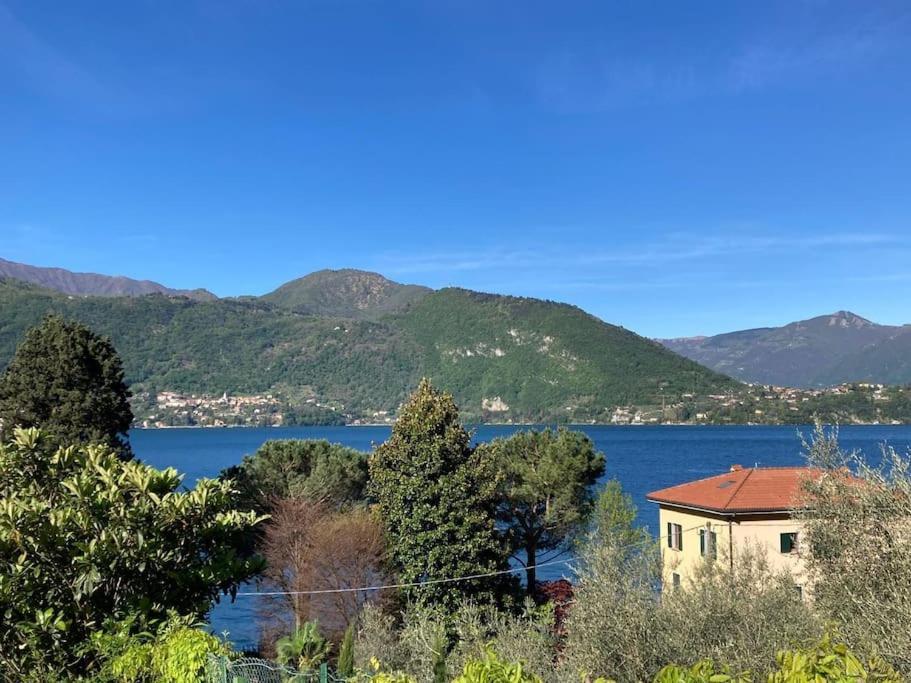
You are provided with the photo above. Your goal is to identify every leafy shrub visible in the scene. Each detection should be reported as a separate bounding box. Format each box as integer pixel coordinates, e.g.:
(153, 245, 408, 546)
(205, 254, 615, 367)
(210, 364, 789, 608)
(652, 660, 748, 683)
(0, 428, 264, 676)
(768, 632, 901, 683)
(98, 616, 231, 683)
(452, 645, 542, 683)
(276, 622, 332, 671)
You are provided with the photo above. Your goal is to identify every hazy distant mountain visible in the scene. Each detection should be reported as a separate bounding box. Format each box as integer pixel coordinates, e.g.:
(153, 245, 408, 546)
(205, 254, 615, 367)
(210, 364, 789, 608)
(0, 257, 216, 301)
(260, 268, 431, 319)
(661, 311, 911, 387)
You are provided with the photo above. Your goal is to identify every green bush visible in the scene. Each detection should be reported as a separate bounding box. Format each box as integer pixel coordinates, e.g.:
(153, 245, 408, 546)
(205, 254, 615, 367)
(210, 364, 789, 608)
(768, 632, 900, 683)
(452, 646, 542, 683)
(0, 428, 264, 676)
(97, 616, 232, 683)
(275, 622, 332, 671)
(653, 660, 748, 683)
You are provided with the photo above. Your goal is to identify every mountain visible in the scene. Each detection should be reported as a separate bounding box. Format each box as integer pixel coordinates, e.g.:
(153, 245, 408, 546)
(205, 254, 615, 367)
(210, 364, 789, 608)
(660, 311, 911, 387)
(0, 273, 736, 423)
(0, 257, 216, 301)
(260, 268, 430, 319)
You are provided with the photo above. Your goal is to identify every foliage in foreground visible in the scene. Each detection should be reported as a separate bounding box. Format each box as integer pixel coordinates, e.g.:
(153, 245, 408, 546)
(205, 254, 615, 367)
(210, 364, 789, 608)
(0, 428, 264, 677)
(275, 622, 332, 672)
(800, 422, 911, 673)
(452, 646, 543, 683)
(95, 615, 232, 683)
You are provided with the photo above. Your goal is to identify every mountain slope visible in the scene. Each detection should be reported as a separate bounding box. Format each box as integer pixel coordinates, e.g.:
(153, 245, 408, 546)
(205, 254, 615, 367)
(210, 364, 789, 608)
(394, 288, 738, 421)
(661, 311, 910, 387)
(0, 276, 735, 423)
(260, 269, 431, 319)
(0, 257, 215, 301)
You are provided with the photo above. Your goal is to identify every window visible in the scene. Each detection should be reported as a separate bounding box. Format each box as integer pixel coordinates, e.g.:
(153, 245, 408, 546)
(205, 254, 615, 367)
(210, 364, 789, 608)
(672, 572, 681, 590)
(699, 528, 717, 559)
(794, 584, 804, 600)
(780, 532, 799, 554)
(667, 522, 683, 551)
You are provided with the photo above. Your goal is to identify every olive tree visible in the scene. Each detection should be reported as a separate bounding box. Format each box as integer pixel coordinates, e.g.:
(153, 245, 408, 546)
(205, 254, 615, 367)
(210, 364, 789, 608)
(800, 422, 911, 673)
(0, 428, 264, 676)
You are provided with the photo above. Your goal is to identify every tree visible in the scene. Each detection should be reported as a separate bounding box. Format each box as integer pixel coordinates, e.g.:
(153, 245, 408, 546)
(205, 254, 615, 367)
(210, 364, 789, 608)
(483, 428, 605, 592)
(368, 379, 513, 611)
(0, 315, 134, 458)
(221, 439, 368, 515)
(259, 498, 389, 638)
(800, 422, 911, 674)
(0, 428, 264, 676)
(589, 479, 650, 556)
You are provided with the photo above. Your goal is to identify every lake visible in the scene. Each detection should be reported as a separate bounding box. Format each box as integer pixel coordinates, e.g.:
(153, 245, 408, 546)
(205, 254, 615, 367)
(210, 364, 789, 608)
(131, 423, 911, 648)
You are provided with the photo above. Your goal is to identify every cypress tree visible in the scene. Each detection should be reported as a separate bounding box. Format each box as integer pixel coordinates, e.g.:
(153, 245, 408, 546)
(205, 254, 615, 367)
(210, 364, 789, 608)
(0, 315, 133, 458)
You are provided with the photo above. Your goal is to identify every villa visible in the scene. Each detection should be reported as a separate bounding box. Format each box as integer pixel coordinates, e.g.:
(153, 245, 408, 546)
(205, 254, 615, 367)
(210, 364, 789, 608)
(646, 465, 813, 597)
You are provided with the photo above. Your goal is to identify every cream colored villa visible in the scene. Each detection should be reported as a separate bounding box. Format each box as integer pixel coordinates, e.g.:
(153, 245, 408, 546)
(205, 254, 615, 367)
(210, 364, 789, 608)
(646, 465, 811, 597)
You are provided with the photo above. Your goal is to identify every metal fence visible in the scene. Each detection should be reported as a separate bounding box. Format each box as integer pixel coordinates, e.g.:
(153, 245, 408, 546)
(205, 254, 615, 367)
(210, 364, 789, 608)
(206, 655, 347, 683)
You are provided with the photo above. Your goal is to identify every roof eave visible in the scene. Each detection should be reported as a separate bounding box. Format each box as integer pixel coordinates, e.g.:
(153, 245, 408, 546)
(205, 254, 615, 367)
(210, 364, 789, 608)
(647, 498, 795, 516)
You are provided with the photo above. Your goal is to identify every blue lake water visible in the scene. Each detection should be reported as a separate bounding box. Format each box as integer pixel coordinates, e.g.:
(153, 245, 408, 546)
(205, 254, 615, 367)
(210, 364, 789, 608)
(131, 424, 911, 648)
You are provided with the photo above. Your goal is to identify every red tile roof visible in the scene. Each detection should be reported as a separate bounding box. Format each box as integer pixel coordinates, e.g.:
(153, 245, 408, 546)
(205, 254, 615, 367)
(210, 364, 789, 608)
(646, 466, 818, 513)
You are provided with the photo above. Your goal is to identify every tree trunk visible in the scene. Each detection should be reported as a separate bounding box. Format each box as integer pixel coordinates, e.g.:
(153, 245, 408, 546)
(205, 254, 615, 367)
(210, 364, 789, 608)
(526, 542, 536, 595)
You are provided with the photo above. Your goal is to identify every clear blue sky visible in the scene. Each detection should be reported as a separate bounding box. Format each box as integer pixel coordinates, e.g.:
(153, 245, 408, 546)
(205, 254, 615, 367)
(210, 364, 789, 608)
(2, 1, 910, 338)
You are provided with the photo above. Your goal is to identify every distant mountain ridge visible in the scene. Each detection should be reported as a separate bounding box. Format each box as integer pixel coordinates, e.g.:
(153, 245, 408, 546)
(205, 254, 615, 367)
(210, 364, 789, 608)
(0, 257, 216, 301)
(660, 311, 911, 387)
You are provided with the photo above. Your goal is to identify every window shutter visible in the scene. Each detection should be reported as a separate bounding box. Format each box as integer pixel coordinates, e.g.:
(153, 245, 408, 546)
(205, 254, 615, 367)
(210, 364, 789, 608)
(667, 522, 672, 548)
(709, 531, 717, 559)
(699, 529, 705, 555)
(780, 532, 793, 553)
(677, 525, 682, 551)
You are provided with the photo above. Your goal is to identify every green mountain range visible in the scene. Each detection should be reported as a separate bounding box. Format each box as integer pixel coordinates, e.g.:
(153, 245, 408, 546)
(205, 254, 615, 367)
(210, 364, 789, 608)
(0, 266, 737, 424)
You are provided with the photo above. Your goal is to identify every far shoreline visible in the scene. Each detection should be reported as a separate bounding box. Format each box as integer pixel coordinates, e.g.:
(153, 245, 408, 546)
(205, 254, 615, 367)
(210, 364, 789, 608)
(131, 420, 908, 430)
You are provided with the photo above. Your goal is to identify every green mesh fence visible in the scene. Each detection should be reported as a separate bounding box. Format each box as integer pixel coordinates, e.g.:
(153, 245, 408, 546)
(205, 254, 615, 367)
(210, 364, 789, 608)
(206, 654, 346, 683)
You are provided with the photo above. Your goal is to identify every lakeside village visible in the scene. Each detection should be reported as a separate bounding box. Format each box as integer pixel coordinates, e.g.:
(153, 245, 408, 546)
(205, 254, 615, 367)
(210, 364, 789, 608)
(132, 381, 911, 428)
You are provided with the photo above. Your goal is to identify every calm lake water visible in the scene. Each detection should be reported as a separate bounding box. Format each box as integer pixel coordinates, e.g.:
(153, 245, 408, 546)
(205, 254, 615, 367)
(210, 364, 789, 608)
(131, 424, 911, 648)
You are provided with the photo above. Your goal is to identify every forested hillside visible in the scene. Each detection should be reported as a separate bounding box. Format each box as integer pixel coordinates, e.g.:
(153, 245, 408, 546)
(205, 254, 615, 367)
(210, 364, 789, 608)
(0, 276, 736, 423)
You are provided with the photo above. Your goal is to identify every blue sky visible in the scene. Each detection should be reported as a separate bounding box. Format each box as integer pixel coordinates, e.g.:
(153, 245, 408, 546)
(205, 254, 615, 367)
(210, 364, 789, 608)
(1, 1, 910, 338)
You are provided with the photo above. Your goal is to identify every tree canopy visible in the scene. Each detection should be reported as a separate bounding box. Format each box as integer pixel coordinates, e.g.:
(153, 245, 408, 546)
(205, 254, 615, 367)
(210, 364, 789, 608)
(0, 428, 264, 675)
(0, 314, 134, 458)
(222, 438, 368, 514)
(483, 428, 605, 591)
(368, 379, 514, 610)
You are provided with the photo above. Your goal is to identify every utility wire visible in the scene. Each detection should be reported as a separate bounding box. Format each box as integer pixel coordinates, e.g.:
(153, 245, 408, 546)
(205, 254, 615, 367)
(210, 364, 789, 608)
(236, 519, 777, 598)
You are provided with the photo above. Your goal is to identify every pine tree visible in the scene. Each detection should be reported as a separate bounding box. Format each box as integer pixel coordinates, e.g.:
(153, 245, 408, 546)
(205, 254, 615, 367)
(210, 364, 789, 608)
(368, 379, 513, 611)
(0, 315, 133, 458)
